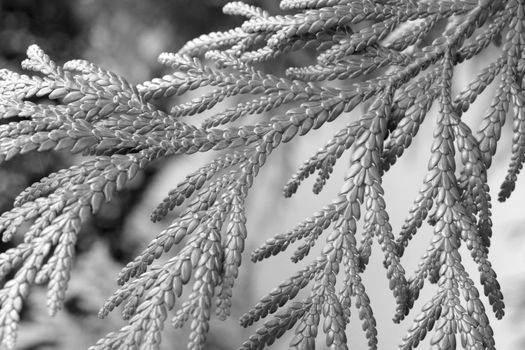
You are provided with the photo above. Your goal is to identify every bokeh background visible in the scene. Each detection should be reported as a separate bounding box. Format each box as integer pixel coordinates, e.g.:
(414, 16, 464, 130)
(0, 1, 524, 349)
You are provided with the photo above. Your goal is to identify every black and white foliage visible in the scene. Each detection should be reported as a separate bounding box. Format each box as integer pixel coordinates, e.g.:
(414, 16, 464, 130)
(0, 0, 520, 349)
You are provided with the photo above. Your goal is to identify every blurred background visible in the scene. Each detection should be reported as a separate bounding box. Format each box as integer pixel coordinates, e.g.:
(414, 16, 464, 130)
(0, 1, 523, 349)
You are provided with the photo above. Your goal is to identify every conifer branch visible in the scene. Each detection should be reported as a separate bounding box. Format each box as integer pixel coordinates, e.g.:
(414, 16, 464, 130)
(0, 0, 520, 349)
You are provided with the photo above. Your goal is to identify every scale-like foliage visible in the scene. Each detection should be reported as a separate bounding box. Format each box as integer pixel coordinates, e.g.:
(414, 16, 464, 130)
(0, 0, 520, 349)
